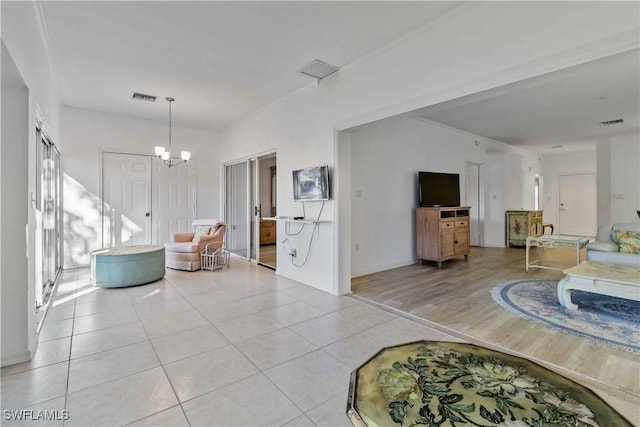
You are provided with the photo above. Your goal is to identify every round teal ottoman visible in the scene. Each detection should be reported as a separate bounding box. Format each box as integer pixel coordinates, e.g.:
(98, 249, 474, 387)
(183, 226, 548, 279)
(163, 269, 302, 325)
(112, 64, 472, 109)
(90, 245, 165, 288)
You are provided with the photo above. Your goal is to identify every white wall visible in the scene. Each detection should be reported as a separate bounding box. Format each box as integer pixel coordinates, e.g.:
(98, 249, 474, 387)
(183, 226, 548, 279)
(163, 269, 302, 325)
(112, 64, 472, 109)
(349, 117, 539, 276)
(1, 3, 63, 144)
(484, 155, 506, 247)
(541, 151, 597, 230)
(1, 72, 31, 366)
(596, 140, 612, 226)
(542, 138, 639, 232)
(62, 107, 220, 267)
(220, 105, 336, 290)
(1, 2, 65, 365)
(219, 2, 639, 294)
(610, 134, 640, 224)
(482, 152, 539, 248)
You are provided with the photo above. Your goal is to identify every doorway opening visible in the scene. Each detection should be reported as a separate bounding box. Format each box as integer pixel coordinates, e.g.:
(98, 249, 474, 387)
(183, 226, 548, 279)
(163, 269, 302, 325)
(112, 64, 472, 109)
(535, 174, 540, 210)
(258, 157, 277, 269)
(224, 152, 277, 269)
(465, 162, 483, 246)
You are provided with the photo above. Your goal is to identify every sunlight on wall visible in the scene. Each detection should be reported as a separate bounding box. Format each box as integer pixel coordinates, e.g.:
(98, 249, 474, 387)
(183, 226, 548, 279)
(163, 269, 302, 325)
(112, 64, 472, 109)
(63, 174, 102, 267)
(100, 210, 142, 247)
(120, 214, 141, 245)
(63, 173, 147, 267)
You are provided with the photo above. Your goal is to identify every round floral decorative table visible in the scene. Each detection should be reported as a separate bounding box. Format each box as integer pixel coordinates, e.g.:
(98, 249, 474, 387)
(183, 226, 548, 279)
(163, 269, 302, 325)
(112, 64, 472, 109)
(346, 341, 631, 427)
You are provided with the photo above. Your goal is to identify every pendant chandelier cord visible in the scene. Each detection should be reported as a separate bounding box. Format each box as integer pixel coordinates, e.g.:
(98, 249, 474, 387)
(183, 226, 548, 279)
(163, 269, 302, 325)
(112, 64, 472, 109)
(167, 97, 174, 155)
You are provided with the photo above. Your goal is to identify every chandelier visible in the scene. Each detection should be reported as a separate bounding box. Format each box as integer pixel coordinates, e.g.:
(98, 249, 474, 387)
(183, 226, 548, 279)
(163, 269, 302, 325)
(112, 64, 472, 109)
(154, 97, 191, 167)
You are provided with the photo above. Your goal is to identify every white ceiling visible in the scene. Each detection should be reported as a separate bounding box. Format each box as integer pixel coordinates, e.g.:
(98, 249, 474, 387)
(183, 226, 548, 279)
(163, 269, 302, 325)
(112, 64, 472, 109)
(417, 49, 640, 154)
(40, 1, 460, 131)
(40, 2, 639, 152)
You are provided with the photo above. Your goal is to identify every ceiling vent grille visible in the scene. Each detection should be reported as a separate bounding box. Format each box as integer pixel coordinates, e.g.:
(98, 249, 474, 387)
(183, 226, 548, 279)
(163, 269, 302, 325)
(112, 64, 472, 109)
(600, 118, 624, 125)
(131, 92, 157, 102)
(298, 60, 339, 80)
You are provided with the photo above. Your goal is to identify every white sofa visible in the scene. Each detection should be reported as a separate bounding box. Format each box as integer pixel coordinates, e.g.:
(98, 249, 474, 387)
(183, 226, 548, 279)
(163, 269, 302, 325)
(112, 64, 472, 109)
(586, 222, 640, 266)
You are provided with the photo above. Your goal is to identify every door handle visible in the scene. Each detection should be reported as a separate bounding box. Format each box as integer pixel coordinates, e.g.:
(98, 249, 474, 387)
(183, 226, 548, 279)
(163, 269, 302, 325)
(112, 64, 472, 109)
(145, 212, 151, 217)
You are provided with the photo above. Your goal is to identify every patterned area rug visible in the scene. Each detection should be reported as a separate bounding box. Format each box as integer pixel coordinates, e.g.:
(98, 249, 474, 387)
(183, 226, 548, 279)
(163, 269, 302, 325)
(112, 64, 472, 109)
(347, 341, 632, 427)
(491, 279, 640, 353)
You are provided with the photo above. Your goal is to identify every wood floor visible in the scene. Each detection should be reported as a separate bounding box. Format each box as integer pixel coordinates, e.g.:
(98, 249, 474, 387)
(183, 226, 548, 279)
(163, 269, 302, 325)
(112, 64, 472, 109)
(351, 246, 640, 409)
(259, 244, 277, 269)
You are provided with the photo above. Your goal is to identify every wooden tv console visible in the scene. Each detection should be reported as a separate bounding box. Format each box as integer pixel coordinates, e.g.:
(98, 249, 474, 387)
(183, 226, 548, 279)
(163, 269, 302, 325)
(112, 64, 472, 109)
(416, 206, 471, 268)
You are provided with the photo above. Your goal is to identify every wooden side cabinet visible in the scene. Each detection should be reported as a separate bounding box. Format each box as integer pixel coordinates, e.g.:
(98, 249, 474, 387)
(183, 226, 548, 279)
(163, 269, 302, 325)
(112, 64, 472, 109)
(417, 206, 471, 268)
(505, 210, 543, 247)
(259, 220, 276, 245)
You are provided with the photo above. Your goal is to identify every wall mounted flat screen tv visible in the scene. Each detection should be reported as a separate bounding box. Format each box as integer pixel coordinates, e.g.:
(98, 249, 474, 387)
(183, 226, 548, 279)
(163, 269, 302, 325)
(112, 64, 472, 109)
(418, 171, 460, 207)
(293, 165, 330, 201)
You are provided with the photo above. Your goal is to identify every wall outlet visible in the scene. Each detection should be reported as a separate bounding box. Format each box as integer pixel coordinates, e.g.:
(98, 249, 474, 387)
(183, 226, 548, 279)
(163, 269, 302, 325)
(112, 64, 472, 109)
(289, 248, 297, 257)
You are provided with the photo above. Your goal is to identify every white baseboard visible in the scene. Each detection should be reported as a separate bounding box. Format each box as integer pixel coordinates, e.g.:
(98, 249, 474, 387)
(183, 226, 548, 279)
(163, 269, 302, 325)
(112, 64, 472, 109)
(352, 259, 418, 279)
(275, 270, 329, 294)
(1, 350, 31, 368)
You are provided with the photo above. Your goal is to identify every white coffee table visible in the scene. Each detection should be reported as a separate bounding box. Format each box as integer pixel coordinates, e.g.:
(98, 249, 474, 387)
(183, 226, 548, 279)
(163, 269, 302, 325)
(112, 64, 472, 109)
(525, 235, 590, 272)
(557, 261, 640, 310)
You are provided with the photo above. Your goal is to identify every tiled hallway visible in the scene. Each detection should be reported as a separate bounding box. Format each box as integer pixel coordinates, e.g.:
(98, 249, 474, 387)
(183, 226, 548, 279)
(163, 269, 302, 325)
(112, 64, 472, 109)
(1, 259, 457, 426)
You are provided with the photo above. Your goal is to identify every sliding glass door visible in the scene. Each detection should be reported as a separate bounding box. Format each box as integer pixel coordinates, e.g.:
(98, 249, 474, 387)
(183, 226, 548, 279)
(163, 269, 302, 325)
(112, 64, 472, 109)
(35, 130, 62, 312)
(224, 153, 276, 266)
(249, 158, 258, 261)
(225, 162, 249, 258)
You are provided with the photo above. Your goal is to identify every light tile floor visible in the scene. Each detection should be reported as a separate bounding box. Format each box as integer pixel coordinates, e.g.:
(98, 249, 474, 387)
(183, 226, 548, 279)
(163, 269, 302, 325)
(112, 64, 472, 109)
(0, 260, 455, 426)
(1, 259, 636, 426)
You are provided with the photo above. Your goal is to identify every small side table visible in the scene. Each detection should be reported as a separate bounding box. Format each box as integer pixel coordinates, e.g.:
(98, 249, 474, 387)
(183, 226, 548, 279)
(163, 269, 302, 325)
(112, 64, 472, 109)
(201, 245, 230, 271)
(525, 235, 590, 272)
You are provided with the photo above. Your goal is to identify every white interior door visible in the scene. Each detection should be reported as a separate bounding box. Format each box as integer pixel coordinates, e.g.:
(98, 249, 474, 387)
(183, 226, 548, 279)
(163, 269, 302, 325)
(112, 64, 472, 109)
(102, 153, 151, 247)
(465, 163, 481, 246)
(152, 157, 196, 244)
(559, 174, 597, 236)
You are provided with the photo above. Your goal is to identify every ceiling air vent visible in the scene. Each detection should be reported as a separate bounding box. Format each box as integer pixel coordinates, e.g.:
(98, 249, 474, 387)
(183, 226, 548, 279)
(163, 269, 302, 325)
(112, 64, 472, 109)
(298, 60, 339, 80)
(600, 118, 624, 125)
(131, 92, 157, 102)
